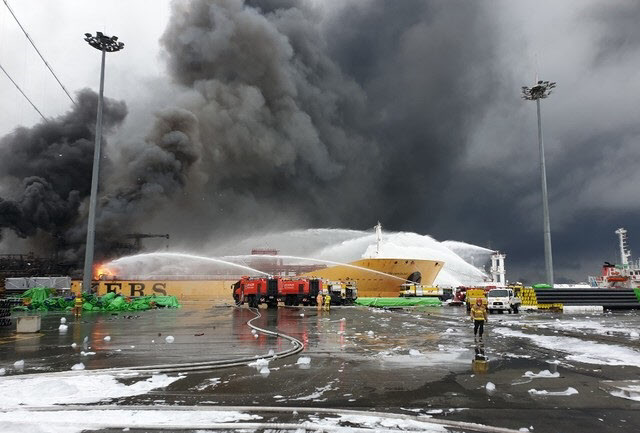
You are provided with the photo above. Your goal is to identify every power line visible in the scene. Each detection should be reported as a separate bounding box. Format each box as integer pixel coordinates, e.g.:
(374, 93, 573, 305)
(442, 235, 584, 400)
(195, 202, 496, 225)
(2, 0, 76, 106)
(0, 61, 48, 121)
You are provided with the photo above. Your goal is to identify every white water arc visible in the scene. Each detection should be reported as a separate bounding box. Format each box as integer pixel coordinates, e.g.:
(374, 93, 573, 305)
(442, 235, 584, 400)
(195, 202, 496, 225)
(107, 252, 271, 278)
(214, 228, 492, 286)
(223, 254, 410, 282)
(109, 229, 493, 285)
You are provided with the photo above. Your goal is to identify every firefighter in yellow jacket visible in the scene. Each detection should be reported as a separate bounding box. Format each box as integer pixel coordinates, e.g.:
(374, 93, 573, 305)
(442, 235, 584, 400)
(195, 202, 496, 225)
(470, 298, 488, 340)
(323, 293, 331, 311)
(74, 294, 83, 318)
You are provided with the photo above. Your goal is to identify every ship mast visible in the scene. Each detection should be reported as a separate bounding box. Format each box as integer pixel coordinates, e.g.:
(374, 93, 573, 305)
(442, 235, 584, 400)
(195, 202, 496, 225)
(615, 228, 631, 267)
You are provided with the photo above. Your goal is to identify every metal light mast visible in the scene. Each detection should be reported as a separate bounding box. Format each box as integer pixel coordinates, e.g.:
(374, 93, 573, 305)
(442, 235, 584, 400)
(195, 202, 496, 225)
(81, 32, 124, 293)
(522, 79, 556, 287)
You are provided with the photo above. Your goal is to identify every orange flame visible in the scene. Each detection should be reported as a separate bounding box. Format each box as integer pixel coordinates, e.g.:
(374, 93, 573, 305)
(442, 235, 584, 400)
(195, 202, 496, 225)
(94, 263, 115, 280)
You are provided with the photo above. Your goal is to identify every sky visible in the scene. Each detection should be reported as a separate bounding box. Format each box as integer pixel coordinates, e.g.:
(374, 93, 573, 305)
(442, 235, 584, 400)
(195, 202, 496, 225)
(1, 0, 639, 284)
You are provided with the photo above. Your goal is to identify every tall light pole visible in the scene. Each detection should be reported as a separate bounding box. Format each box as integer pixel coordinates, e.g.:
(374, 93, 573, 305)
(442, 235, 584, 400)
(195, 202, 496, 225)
(522, 79, 556, 287)
(81, 32, 124, 293)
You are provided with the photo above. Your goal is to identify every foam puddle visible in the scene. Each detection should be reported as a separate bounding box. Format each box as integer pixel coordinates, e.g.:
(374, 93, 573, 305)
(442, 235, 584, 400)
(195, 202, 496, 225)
(0, 409, 459, 433)
(0, 373, 181, 409)
(494, 327, 640, 367)
(528, 387, 578, 397)
(305, 413, 448, 432)
(0, 409, 261, 433)
(601, 380, 640, 402)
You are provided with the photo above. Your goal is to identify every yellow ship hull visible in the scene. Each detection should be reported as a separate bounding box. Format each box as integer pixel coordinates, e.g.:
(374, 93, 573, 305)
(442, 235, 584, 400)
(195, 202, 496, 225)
(301, 258, 444, 298)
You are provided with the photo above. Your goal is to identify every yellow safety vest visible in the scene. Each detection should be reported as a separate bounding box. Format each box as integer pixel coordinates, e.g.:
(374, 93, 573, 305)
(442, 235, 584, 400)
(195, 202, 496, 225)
(471, 304, 486, 321)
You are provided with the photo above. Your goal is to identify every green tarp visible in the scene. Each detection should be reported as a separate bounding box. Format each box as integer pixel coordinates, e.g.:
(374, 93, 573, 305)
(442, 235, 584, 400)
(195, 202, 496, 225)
(532, 283, 553, 289)
(633, 288, 640, 303)
(355, 297, 442, 307)
(14, 287, 180, 312)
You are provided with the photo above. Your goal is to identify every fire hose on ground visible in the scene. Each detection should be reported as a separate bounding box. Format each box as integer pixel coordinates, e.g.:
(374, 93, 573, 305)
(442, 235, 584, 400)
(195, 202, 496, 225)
(8, 306, 303, 378)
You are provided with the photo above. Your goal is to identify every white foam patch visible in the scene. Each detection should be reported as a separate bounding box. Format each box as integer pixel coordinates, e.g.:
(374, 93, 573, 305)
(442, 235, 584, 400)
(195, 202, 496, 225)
(293, 381, 336, 401)
(539, 319, 640, 338)
(0, 373, 180, 409)
(494, 327, 640, 367)
(0, 409, 261, 433)
(248, 358, 269, 367)
(194, 377, 221, 391)
(528, 387, 578, 396)
(524, 370, 559, 379)
(380, 350, 467, 366)
(305, 413, 448, 432)
(602, 380, 640, 402)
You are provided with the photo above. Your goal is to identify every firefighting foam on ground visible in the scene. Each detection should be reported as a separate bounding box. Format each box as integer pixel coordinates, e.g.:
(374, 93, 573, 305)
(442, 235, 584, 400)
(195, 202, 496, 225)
(3, 225, 640, 432)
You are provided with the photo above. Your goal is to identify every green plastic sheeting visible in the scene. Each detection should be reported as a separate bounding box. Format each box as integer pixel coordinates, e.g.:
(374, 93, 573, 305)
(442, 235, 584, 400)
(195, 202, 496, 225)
(633, 288, 640, 303)
(22, 287, 55, 304)
(15, 287, 180, 312)
(532, 283, 553, 289)
(355, 297, 442, 307)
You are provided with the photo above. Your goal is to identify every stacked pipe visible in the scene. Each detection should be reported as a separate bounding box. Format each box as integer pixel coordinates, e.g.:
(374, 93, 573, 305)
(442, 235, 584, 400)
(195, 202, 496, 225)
(0, 298, 11, 327)
(534, 288, 640, 310)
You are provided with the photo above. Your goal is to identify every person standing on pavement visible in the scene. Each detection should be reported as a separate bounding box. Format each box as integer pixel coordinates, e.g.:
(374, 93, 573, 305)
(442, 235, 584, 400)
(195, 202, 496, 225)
(470, 297, 488, 340)
(316, 292, 324, 311)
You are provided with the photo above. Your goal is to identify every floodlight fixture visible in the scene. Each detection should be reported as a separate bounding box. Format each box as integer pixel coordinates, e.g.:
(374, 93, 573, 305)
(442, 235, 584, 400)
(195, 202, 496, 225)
(522, 80, 556, 100)
(84, 31, 124, 52)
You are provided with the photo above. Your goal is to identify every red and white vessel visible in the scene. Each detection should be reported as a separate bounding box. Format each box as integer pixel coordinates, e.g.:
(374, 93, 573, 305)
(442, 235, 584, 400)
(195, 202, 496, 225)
(589, 228, 640, 288)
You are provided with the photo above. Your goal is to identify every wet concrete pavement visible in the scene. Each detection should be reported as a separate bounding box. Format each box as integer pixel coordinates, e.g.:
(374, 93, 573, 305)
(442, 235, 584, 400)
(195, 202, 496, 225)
(2, 304, 640, 432)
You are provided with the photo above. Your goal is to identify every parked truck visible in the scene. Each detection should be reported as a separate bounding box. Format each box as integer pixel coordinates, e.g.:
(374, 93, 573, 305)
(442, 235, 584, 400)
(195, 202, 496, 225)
(486, 288, 521, 314)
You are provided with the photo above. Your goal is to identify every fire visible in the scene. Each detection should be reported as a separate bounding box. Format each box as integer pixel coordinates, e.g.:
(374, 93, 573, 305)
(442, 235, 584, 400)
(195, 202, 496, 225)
(94, 264, 115, 280)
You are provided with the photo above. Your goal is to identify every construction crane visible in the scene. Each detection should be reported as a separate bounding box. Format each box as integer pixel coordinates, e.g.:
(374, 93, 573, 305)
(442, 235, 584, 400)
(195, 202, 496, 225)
(125, 233, 170, 250)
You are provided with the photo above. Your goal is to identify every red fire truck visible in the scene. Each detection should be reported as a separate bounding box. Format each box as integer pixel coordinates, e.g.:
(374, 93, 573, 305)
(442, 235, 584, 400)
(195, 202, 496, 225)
(232, 276, 355, 308)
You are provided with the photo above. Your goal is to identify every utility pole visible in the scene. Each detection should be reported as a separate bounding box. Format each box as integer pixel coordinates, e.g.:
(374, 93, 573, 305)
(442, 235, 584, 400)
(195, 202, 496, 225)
(81, 32, 124, 293)
(522, 79, 556, 287)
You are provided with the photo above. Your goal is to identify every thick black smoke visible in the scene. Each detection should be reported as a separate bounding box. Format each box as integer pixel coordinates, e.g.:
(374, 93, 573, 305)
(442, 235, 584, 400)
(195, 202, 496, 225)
(95, 108, 202, 240)
(0, 89, 202, 263)
(155, 0, 498, 237)
(0, 89, 126, 246)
